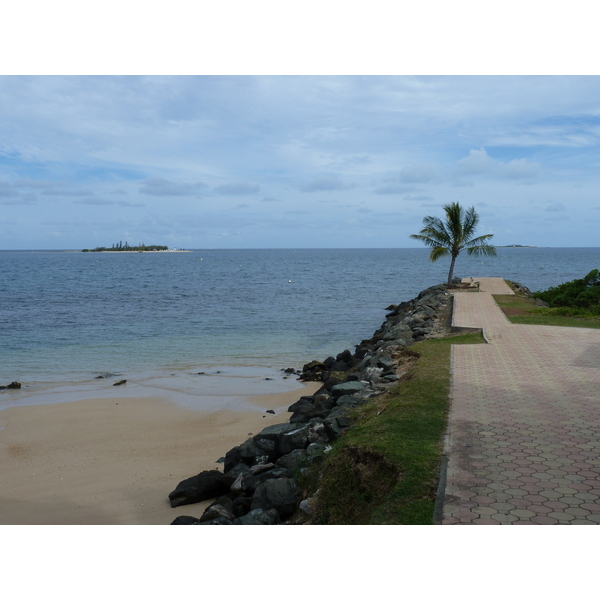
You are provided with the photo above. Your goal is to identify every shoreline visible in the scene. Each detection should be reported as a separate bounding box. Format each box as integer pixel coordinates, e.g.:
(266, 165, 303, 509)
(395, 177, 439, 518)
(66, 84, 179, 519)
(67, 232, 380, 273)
(0, 381, 320, 525)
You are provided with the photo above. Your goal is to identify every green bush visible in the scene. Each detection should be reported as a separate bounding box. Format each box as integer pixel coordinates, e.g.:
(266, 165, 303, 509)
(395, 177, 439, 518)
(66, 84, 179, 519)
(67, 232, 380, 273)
(535, 269, 600, 311)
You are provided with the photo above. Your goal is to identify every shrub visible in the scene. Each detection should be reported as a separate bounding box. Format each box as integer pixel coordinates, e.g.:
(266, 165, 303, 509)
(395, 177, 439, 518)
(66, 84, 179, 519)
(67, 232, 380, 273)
(535, 269, 600, 310)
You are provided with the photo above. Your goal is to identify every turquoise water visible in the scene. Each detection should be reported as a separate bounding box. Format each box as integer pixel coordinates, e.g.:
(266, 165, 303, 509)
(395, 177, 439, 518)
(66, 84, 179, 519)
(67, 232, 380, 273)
(1, 247, 598, 408)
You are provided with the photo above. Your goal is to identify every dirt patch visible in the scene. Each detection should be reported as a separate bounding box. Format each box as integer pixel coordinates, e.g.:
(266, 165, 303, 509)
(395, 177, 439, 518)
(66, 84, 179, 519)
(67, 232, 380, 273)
(311, 446, 401, 524)
(493, 294, 537, 317)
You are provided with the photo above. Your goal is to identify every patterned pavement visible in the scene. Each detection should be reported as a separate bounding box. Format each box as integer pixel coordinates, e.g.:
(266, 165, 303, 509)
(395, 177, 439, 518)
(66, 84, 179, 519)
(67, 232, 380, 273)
(443, 277, 600, 524)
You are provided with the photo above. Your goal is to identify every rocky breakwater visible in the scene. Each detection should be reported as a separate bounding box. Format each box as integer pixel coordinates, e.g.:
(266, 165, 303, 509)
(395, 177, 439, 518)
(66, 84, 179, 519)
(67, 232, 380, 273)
(169, 282, 455, 525)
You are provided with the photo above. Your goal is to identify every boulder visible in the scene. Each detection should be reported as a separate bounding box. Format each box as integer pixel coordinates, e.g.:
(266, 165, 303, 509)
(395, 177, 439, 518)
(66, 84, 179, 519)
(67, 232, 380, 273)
(275, 449, 308, 475)
(199, 500, 235, 523)
(383, 324, 413, 342)
(171, 515, 200, 525)
(324, 408, 354, 439)
(222, 463, 252, 487)
(307, 422, 329, 444)
(302, 360, 327, 372)
(234, 508, 281, 525)
(169, 470, 230, 507)
(254, 422, 310, 456)
(251, 478, 299, 518)
(336, 349, 354, 364)
(196, 517, 233, 525)
(231, 472, 257, 495)
(232, 496, 253, 518)
(330, 381, 367, 398)
(288, 395, 314, 412)
(323, 371, 349, 390)
(224, 446, 242, 472)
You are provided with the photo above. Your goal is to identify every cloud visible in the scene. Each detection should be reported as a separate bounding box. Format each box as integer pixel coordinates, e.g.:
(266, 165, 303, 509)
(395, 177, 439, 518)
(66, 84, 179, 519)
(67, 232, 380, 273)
(41, 187, 90, 196)
(398, 164, 436, 184)
(405, 194, 434, 202)
(545, 202, 566, 212)
(139, 177, 207, 196)
(0, 181, 37, 204)
(456, 148, 541, 180)
(373, 183, 415, 195)
(236, 203, 250, 209)
(214, 182, 260, 195)
(0, 181, 17, 197)
(73, 199, 145, 207)
(261, 196, 282, 202)
(299, 175, 353, 193)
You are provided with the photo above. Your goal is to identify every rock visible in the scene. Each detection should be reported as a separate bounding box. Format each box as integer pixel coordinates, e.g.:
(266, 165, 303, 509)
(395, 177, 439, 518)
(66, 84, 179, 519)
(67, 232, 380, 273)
(195, 517, 233, 525)
(535, 298, 549, 307)
(302, 360, 326, 373)
(323, 408, 354, 439)
(251, 478, 299, 518)
(222, 462, 252, 487)
(232, 496, 253, 517)
(254, 422, 310, 457)
(113, 379, 127, 386)
(250, 462, 276, 475)
(224, 446, 242, 472)
(323, 371, 349, 390)
(336, 349, 353, 363)
(336, 395, 367, 408)
(275, 449, 308, 475)
(234, 508, 281, 525)
(169, 470, 230, 507)
(376, 355, 394, 370)
(298, 497, 317, 517)
(288, 395, 314, 412)
(383, 323, 413, 342)
(307, 422, 329, 444)
(171, 515, 201, 525)
(236, 436, 276, 465)
(254, 467, 289, 486)
(199, 501, 235, 523)
(6, 382, 21, 389)
(330, 381, 367, 398)
(323, 356, 337, 370)
(230, 472, 257, 495)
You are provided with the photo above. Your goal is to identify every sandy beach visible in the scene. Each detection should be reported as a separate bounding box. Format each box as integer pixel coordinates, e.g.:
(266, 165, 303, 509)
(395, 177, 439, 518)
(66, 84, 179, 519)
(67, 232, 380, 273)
(0, 382, 320, 525)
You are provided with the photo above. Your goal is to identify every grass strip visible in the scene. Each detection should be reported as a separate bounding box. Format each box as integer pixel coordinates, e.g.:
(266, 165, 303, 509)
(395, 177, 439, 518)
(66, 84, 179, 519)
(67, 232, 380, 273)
(311, 332, 484, 525)
(493, 294, 600, 329)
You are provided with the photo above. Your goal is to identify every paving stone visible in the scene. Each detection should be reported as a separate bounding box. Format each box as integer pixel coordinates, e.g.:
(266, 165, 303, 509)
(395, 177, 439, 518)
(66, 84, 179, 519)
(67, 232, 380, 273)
(442, 277, 600, 526)
(509, 508, 537, 519)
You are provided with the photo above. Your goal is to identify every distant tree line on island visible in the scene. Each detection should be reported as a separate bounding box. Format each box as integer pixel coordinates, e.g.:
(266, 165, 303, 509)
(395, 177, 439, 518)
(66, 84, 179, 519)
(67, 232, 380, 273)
(82, 242, 169, 252)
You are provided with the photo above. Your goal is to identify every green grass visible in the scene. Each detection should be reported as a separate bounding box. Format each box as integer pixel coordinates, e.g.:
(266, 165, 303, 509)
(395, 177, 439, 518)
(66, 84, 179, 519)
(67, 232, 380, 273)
(493, 294, 600, 329)
(311, 332, 485, 525)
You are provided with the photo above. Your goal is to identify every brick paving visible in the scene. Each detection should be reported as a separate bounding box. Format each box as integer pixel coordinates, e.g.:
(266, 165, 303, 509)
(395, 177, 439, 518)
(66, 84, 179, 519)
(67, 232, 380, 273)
(443, 277, 600, 524)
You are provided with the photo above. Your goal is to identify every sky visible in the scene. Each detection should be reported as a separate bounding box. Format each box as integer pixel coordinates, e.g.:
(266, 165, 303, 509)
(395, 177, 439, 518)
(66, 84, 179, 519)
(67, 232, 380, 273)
(1, 74, 600, 249)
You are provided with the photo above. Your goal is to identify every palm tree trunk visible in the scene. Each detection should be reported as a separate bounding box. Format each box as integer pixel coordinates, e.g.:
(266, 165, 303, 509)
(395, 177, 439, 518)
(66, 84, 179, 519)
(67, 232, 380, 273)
(447, 254, 457, 287)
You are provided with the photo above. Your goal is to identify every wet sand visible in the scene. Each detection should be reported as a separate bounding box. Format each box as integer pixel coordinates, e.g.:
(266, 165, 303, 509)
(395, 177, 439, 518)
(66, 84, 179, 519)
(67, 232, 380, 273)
(0, 382, 320, 525)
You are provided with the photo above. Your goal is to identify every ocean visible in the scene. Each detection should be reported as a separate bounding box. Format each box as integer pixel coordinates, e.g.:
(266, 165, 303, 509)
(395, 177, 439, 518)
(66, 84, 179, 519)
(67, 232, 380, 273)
(1, 247, 598, 409)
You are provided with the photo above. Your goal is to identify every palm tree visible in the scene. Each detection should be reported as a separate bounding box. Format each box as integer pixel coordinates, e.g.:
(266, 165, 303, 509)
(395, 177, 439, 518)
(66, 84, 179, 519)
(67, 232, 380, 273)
(410, 202, 496, 287)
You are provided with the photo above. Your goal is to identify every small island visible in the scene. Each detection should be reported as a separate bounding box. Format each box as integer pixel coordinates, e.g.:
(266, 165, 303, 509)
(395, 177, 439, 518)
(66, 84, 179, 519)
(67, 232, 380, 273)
(498, 244, 538, 248)
(82, 242, 184, 252)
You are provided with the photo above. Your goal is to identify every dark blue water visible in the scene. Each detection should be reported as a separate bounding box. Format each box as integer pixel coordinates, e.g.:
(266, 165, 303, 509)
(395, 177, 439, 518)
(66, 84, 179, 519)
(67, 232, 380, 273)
(0, 247, 598, 405)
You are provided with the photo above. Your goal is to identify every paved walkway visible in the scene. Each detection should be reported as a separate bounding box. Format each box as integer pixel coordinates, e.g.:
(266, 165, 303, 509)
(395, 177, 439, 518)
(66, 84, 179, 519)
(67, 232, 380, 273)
(443, 277, 600, 524)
